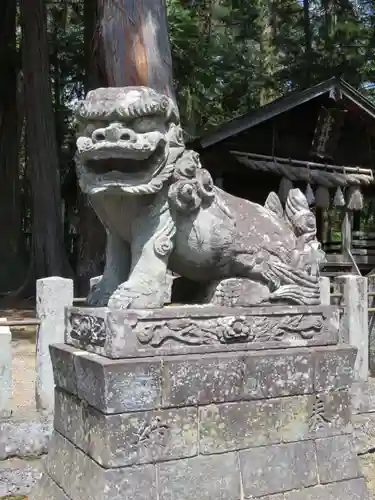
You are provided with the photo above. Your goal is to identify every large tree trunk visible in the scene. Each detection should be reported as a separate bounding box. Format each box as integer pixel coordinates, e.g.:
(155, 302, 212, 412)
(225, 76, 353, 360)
(20, 0, 70, 284)
(0, 0, 26, 294)
(94, 0, 175, 98)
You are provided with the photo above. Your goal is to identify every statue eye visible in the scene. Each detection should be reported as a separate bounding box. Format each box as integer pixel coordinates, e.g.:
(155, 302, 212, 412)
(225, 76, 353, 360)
(132, 117, 157, 133)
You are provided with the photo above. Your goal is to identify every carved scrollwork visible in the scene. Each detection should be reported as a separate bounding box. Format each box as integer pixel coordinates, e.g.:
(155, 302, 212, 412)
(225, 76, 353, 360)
(135, 313, 323, 347)
(168, 150, 216, 213)
(69, 313, 106, 347)
(153, 214, 176, 258)
(154, 236, 174, 257)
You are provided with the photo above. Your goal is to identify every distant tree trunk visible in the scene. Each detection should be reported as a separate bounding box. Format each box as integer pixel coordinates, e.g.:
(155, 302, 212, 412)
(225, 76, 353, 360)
(85, 0, 100, 91)
(51, 17, 63, 152)
(75, 0, 106, 296)
(322, 0, 335, 61)
(20, 0, 70, 287)
(259, 1, 278, 106)
(76, 0, 176, 295)
(0, 0, 25, 294)
(303, 0, 312, 87)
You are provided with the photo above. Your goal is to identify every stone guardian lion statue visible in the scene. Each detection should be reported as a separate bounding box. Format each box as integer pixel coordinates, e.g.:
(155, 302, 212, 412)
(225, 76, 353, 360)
(75, 87, 325, 309)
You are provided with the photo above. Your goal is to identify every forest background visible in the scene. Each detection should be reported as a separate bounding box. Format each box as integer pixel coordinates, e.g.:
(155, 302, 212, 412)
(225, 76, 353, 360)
(1, 0, 375, 296)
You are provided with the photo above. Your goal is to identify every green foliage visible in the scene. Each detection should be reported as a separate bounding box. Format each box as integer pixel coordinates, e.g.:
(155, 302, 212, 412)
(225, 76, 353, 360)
(41, 0, 375, 138)
(47, 1, 84, 180)
(166, 0, 375, 132)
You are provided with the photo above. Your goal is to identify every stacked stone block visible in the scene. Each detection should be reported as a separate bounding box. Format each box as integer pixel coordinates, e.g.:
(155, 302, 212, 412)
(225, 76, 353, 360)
(32, 334, 371, 500)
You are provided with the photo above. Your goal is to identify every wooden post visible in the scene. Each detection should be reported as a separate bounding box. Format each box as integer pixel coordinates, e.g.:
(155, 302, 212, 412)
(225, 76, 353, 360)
(35, 277, 73, 413)
(315, 207, 323, 242)
(341, 209, 352, 256)
(319, 277, 331, 305)
(368, 274, 375, 376)
(335, 275, 368, 383)
(94, 0, 175, 102)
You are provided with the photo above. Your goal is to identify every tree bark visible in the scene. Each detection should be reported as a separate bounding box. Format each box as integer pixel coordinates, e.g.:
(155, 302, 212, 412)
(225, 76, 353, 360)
(94, 0, 175, 100)
(85, 0, 100, 91)
(20, 0, 70, 282)
(0, 0, 26, 293)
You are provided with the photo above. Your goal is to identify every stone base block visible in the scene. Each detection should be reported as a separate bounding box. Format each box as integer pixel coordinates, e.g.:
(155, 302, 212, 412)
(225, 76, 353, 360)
(31, 431, 371, 500)
(49, 342, 357, 415)
(31, 331, 373, 499)
(29, 472, 70, 500)
(65, 304, 339, 358)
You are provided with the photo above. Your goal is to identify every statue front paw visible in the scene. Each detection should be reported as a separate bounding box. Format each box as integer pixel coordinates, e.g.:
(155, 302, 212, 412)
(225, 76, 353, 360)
(87, 280, 114, 307)
(108, 281, 165, 310)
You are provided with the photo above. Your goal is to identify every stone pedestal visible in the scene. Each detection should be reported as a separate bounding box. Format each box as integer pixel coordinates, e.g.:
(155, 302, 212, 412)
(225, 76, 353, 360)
(30, 305, 372, 500)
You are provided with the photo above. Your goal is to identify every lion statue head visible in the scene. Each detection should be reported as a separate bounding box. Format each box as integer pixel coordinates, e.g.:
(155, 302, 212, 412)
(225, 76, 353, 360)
(75, 87, 185, 196)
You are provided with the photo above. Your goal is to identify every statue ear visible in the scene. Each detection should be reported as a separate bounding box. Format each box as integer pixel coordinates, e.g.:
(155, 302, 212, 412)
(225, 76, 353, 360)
(164, 97, 180, 124)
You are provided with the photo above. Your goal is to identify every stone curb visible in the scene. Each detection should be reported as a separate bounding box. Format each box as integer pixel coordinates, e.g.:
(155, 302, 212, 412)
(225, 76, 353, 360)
(0, 415, 52, 460)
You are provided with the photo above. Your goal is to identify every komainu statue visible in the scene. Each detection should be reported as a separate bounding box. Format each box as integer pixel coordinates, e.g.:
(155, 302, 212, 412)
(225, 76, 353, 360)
(75, 87, 325, 310)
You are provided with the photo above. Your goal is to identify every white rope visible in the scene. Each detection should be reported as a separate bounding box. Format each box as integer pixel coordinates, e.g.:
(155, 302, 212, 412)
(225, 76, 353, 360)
(232, 150, 373, 175)
(235, 156, 373, 188)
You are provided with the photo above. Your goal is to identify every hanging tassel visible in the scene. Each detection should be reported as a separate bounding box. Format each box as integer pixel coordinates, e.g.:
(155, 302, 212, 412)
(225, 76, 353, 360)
(305, 183, 315, 206)
(278, 177, 293, 203)
(333, 186, 345, 207)
(315, 185, 330, 209)
(347, 185, 363, 211)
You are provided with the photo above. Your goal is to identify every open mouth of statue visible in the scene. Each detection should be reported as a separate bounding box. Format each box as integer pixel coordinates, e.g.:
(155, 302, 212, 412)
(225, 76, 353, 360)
(85, 142, 166, 175)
